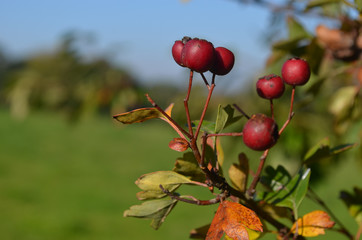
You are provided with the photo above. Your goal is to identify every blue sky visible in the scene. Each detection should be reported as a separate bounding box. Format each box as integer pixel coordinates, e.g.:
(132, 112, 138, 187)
(0, 0, 291, 90)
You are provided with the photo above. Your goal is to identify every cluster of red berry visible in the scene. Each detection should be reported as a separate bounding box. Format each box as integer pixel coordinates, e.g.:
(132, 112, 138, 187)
(172, 37, 310, 152)
(172, 37, 235, 75)
(243, 58, 311, 151)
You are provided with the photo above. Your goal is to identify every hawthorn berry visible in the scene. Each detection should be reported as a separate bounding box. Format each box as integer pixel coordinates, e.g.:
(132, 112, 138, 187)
(210, 47, 235, 76)
(172, 40, 185, 67)
(256, 74, 285, 99)
(181, 38, 215, 73)
(281, 57, 311, 86)
(242, 114, 279, 151)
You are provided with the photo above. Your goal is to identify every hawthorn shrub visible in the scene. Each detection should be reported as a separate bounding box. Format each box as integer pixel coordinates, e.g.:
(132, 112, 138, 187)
(113, 35, 359, 240)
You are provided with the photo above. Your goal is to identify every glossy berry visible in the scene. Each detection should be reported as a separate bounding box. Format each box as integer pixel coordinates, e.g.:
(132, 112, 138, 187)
(242, 114, 279, 151)
(256, 74, 285, 99)
(281, 57, 311, 86)
(181, 38, 215, 73)
(210, 47, 235, 75)
(172, 40, 185, 67)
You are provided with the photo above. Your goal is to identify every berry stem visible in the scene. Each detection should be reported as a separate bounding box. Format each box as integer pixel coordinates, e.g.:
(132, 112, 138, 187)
(184, 70, 194, 136)
(246, 149, 270, 198)
(200, 72, 210, 87)
(232, 103, 250, 119)
(270, 99, 274, 119)
(195, 83, 215, 139)
(279, 86, 295, 135)
(145, 93, 191, 139)
(159, 184, 223, 205)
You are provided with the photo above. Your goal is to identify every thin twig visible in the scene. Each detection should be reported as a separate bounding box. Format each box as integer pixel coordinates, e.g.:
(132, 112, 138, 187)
(279, 86, 295, 135)
(146, 93, 192, 139)
(246, 149, 270, 198)
(233, 103, 250, 119)
(194, 83, 215, 139)
(184, 70, 194, 136)
(159, 184, 222, 205)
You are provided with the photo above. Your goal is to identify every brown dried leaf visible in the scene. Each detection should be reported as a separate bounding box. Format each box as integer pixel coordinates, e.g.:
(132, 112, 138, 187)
(169, 138, 189, 152)
(291, 210, 335, 237)
(206, 201, 263, 240)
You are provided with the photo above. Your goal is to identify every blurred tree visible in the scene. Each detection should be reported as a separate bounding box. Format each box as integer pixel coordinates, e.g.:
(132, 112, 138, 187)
(1, 32, 143, 122)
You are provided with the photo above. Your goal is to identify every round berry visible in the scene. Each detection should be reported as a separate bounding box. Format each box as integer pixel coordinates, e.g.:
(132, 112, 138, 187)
(181, 38, 215, 73)
(281, 57, 311, 86)
(242, 114, 279, 151)
(172, 40, 185, 67)
(256, 74, 285, 99)
(210, 47, 235, 75)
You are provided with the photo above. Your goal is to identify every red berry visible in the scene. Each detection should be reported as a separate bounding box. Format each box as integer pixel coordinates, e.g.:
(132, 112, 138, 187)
(281, 57, 311, 86)
(242, 114, 279, 151)
(256, 74, 285, 99)
(181, 38, 215, 73)
(210, 47, 235, 75)
(172, 40, 185, 67)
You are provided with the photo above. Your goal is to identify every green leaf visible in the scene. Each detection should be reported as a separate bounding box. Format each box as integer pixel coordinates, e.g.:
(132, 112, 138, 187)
(136, 171, 192, 192)
(340, 187, 362, 224)
(356, 0, 362, 11)
(214, 104, 242, 134)
(328, 86, 359, 121)
(303, 137, 331, 163)
(287, 16, 311, 40)
(192, 120, 216, 134)
(113, 107, 161, 124)
(304, 137, 357, 165)
(123, 198, 178, 229)
(173, 152, 206, 182)
(261, 166, 311, 210)
(306, 0, 342, 10)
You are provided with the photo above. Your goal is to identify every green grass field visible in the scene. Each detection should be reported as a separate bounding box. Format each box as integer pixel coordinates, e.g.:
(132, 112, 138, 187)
(0, 110, 360, 239)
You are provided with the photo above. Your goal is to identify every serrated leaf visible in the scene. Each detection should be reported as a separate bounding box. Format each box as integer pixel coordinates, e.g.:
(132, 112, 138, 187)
(123, 198, 177, 229)
(206, 201, 263, 240)
(228, 153, 249, 193)
(262, 167, 311, 210)
(173, 152, 206, 182)
(168, 138, 189, 152)
(260, 165, 292, 192)
(291, 210, 335, 237)
(136, 171, 192, 192)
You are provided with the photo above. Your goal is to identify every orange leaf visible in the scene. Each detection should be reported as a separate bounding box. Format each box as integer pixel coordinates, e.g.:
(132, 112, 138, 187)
(291, 210, 335, 237)
(206, 201, 263, 240)
(169, 138, 189, 152)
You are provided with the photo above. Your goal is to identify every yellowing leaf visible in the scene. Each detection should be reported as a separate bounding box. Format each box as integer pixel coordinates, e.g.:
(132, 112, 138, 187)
(291, 210, 335, 237)
(113, 107, 161, 124)
(136, 171, 192, 192)
(206, 201, 263, 240)
(228, 153, 249, 193)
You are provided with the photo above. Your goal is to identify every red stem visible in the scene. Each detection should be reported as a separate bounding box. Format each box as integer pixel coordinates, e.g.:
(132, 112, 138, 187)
(194, 83, 215, 139)
(184, 70, 194, 136)
(145, 94, 192, 139)
(246, 149, 270, 197)
(279, 86, 295, 135)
